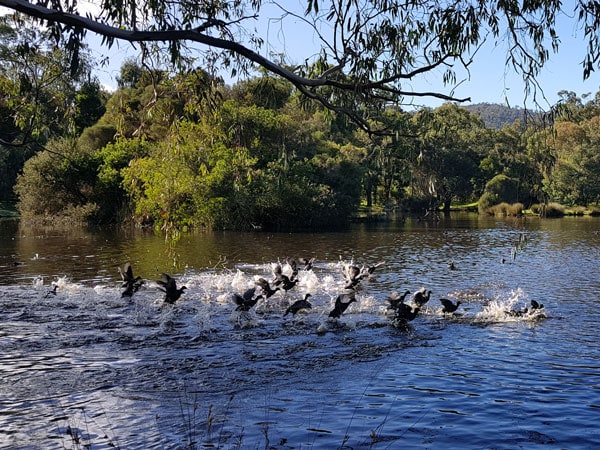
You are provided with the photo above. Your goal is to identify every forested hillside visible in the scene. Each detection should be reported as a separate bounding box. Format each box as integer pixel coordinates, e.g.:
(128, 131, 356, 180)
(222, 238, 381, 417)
(464, 103, 529, 129)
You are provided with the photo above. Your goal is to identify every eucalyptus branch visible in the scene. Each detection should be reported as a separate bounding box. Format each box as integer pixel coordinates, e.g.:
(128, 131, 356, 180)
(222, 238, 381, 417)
(295, 82, 393, 136)
(2, 0, 579, 135)
(264, 4, 337, 65)
(368, 53, 458, 86)
(0, 0, 324, 88)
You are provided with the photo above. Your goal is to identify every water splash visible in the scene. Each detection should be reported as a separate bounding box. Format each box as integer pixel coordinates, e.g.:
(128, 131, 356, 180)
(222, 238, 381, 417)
(474, 288, 546, 323)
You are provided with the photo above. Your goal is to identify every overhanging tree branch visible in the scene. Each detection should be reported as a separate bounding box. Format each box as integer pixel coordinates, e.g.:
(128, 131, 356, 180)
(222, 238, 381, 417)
(2, 0, 595, 134)
(0, 0, 475, 134)
(0, 0, 311, 84)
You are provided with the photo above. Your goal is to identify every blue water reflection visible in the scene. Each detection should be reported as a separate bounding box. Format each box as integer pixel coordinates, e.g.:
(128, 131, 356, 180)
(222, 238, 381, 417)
(0, 214, 599, 448)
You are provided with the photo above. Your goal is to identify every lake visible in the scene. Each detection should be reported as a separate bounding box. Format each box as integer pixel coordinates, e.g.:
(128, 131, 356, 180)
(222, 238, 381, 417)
(1, 213, 599, 449)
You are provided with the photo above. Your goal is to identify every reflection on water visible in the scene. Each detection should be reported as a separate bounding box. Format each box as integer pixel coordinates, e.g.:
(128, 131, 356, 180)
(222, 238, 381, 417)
(1, 214, 600, 449)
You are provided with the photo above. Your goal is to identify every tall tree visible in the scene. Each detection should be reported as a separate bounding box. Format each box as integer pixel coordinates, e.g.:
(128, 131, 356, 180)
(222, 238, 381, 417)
(1, 0, 599, 132)
(411, 104, 485, 210)
(547, 118, 600, 205)
(0, 14, 103, 200)
(478, 121, 538, 204)
(0, 14, 96, 146)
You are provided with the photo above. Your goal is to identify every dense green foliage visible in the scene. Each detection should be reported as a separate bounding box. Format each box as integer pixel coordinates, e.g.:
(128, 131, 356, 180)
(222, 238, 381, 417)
(0, 15, 107, 201)
(545, 113, 600, 206)
(7, 60, 600, 229)
(411, 105, 487, 211)
(115, 82, 365, 231)
(3, 13, 600, 228)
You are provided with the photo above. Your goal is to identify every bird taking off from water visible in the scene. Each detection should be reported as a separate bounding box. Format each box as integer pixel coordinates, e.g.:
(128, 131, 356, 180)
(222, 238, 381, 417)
(157, 273, 186, 304)
(329, 292, 357, 318)
(361, 261, 385, 278)
(44, 283, 58, 298)
(119, 262, 144, 297)
(274, 273, 298, 293)
(412, 289, 432, 307)
(342, 264, 362, 289)
(284, 293, 313, 316)
(298, 257, 315, 271)
(233, 287, 263, 311)
(394, 303, 420, 322)
(386, 290, 411, 311)
(530, 299, 544, 310)
(255, 277, 280, 299)
(440, 298, 462, 314)
(342, 261, 385, 289)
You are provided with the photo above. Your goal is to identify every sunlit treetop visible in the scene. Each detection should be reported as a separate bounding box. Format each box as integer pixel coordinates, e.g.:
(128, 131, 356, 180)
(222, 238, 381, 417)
(1, 0, 600, 133)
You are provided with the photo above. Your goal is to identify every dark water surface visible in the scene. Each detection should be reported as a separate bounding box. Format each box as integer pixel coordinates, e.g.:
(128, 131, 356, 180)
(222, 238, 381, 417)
(1, 214, 599, 449)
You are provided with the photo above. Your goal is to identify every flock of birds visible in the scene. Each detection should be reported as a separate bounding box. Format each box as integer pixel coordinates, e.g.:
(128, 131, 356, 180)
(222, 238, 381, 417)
(104, 256, 546, 329)
(41, 255, 545, 329)
(113, 258, 435, 326)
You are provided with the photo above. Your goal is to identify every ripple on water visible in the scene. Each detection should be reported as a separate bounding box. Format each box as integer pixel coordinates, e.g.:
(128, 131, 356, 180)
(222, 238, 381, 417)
(2, 221, 600, 448)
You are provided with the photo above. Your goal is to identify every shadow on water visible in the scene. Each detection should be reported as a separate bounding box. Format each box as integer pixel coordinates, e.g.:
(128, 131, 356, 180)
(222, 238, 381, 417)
(1, 214, 600, 448)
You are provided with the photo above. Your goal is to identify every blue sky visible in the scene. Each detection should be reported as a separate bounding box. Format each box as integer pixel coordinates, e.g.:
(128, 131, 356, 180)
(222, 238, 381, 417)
(12, 1, 598, 111)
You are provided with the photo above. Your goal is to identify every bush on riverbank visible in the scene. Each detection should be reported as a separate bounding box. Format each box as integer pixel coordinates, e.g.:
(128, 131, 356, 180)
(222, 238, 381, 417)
(589, 206, 600, 216)
(485, 201, 524, 216)
(530, 202, 565, 217)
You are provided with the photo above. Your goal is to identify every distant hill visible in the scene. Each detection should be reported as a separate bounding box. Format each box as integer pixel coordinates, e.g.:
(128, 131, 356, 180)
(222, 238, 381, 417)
(463, 103, 530, 129)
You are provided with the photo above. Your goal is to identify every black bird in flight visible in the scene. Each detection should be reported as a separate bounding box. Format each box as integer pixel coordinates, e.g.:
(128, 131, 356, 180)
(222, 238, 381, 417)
(44, 283, 58, 298)
(530, 299, 544, 310)
(233, 287, 263, 311)
(412, 289, 432, 307)
(284, 293, 313, 316)
(440, 298, 462, 314)
(342, 264, 362, 289)
(329, 292, 357, 318)
(119, 262, 144, 297)
(393, 302, 420, 323)
(386, 290, 411, 311)
(274, 273, 299, 293)
(298, 257, 315, 271)
(255, 277, 281, 299)
(157, 273, 186, 304)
